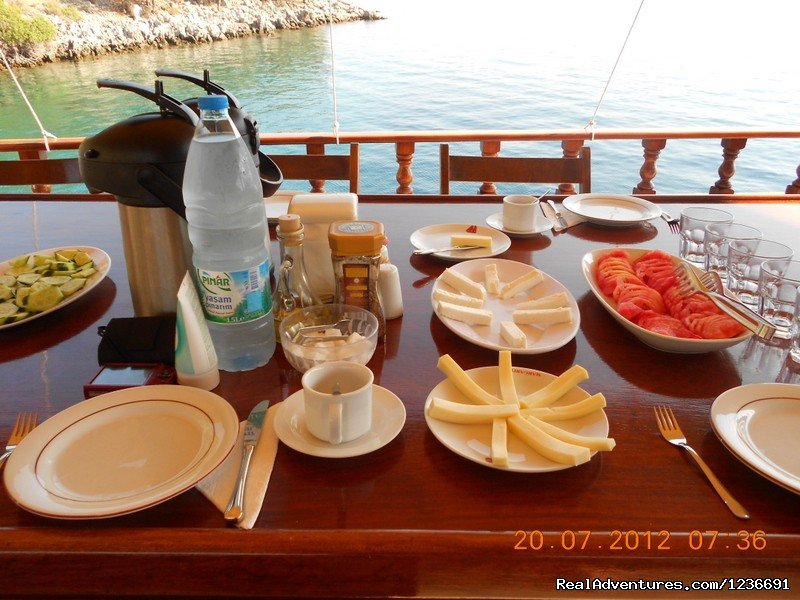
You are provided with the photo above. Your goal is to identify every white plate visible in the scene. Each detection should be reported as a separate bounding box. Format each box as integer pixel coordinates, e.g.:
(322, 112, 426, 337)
(563, 194, 661, 227)
(432, 258, 580, 354)
(3, 385, 238, 519)
(410, 223, 511, 261)
(485, 212, 551, 237)
(0, 246, 111, 330)
(425, 366, 609, 472)
(711, 383, 800, 495)
(273, 385, 405, 458)
(581, 247, 751, 353)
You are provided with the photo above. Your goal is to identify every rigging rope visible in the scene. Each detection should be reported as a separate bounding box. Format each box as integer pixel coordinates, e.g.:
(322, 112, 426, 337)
(0, 48, 57, 151)
(327, 0, 341, 144)
(585, 0, 646, 140)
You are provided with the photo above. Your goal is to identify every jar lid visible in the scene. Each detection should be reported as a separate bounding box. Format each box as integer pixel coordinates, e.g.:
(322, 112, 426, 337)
(328, 220, 385, 255)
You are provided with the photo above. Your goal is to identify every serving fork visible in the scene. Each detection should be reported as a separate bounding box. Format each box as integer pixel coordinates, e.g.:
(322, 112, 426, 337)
(0, 412, 38, 469)
(654, 406, 749, 519)
(660, 210, 681, 233)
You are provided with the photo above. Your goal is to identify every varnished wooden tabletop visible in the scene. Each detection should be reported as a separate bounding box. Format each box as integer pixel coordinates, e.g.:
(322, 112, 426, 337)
(1, 199, 799, 599)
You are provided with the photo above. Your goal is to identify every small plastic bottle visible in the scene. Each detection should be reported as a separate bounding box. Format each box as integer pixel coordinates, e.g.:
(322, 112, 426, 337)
(182, 94, 275, 371)
(273, 214, 320, 341)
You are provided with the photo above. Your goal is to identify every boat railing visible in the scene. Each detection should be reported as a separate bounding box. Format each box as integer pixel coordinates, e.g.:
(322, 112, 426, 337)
(1, 128, 799, 202)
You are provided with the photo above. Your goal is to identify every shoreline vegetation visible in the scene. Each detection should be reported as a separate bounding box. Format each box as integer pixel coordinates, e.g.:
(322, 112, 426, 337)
(0, 0, 381, 68)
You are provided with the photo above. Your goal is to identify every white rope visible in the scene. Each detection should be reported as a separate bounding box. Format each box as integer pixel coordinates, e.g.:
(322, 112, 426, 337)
(327, 0, 340, 144)
(0, 48, 57, 151)
(585, 0, 646, 140)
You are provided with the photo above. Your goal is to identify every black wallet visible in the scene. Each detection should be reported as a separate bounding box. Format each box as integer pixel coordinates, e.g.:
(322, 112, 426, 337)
(97, 316, 176, 366)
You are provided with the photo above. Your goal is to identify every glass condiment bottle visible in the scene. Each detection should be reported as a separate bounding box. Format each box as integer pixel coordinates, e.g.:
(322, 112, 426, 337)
(328, 220, 386, 337)
(273, 214, 321, 341)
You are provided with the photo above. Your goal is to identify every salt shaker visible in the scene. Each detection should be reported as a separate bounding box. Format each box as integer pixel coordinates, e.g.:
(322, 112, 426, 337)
(328, 220, 386, 337)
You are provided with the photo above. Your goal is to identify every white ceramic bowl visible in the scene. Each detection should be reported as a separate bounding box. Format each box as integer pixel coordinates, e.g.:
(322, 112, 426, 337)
(581, 247, 751, 353)
(279, 304, 379, 373)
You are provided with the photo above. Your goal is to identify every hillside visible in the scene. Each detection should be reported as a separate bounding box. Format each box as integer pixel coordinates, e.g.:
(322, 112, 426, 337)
(0, 0, 380, 67)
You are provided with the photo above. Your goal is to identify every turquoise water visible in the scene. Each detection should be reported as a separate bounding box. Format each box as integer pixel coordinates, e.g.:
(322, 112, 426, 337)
(1, 0, 799, 194)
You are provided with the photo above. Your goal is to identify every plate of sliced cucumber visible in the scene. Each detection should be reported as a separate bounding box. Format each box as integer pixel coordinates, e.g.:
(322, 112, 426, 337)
(0, 246, 110, 330)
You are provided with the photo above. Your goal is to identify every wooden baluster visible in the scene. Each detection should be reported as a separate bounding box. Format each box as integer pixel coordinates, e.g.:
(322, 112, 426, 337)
(632, 138, 667, 195)
(710, 138, 747, 194)
(786, 164, 800, 194)
(19, 149, 51, 193)
(306, 143, 325, 193)
(396, 142, 415, 194)
(559, 140, 583, 195)
(479, 140, 501, 194)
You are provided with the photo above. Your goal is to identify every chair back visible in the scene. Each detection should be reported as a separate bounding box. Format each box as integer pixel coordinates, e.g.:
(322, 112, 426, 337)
(268, 143, 359, 194)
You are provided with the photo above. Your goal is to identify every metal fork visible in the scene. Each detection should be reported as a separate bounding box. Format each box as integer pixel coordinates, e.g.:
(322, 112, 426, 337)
(654, 406, 749, 519)
(0, 412, 38, 469)
(660, 210, 681, 233)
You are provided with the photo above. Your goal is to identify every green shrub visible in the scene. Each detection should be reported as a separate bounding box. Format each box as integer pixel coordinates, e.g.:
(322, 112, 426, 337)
(0, 1, 57, 44)
(44, 0, 82, 21)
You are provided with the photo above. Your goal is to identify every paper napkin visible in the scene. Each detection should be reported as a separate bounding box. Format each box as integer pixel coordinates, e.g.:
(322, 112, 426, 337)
(196, 403, 280, 530)
(541, 201, 587, 232)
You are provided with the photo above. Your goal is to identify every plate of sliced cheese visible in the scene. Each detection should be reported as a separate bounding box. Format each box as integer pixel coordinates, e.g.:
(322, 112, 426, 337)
(410, 223, 511, 261)
(431, 258, 579, 354)
(0, 246, 110, 330)
(425, 352, 613, 472)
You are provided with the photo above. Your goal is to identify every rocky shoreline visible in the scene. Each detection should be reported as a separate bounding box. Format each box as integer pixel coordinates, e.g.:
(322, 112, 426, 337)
(2, 0, 381, 68)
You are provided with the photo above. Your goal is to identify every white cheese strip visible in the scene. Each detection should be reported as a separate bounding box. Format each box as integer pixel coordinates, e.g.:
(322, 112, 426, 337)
(519, 364, 588, 408)
(515, 291, 570, 310)
(484, 263, 501, 295)
(491, 418, 509, 467)
(437, 301, 493, 326)
(427, 397, 518, 424)
(506, 415, 591, 466)
(512, 307, 573, 326)
(499, 321, 526, 348)
(437, 354, 502, 406)
(432, 287, 484, 309)
(525, 415, 616, 452)
(499, 269, 544, 299)
(450, 233, 493, 248)
(523, 393, 607, 421)
(498, 350, 519, 404)
(439, 267, 487, 300)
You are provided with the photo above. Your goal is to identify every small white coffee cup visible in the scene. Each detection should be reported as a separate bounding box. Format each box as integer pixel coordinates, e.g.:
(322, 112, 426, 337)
(503, 194, 540, 232)
(302, 361, 373, 445)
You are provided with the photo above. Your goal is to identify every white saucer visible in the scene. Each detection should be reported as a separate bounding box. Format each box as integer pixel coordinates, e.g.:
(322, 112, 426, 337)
(273, 385, 406, 458)
(485, 212, 551, 237)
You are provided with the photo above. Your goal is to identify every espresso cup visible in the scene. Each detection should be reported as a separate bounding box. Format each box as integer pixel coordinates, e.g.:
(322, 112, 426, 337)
(502, 195, 540, 232)
(302, 361, 373, 445)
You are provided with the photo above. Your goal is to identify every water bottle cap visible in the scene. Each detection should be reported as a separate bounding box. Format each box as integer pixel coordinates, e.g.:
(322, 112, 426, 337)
(197, 95, 229, 111)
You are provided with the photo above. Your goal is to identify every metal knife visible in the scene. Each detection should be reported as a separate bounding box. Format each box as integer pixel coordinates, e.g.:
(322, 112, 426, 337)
(546, 199, 569, 230)
(412, 244, 482, 255)
(224, 399, 270, 523)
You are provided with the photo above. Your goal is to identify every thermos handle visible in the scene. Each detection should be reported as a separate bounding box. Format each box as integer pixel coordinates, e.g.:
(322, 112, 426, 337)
(136, 165, 187, 219)
(97, 79, 199, 126)
(155, 69, 243, 109)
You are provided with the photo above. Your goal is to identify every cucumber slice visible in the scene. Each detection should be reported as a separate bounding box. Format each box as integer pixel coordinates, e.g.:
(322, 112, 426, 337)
(7, 265, 34, 276)
(0, 284, 13, 301)
(14, 287, 31, 307)
(26, 285, 63, 312)
(41, 275, 73, 286)
(29, 281, 50, 293)
(73, 251, 92, 266)
(8, 254, 30, 268)
(0, 275, 16, 287)
(48, 261, 75, 271)
(16, 273, 41, 286)
(74, 267, 96, 278)
(32, 254, 55, 266)
(0, 311, 29, 325)
(0, 302, 19, 318)
(56, 249, 78, 259)
(60, 278, 86, 297)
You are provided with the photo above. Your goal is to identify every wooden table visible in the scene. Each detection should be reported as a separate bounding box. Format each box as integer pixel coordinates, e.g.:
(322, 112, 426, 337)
(1, 199, 799, 599)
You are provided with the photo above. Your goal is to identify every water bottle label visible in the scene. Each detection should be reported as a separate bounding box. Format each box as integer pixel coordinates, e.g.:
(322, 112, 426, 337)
(194, 261, 272, 324)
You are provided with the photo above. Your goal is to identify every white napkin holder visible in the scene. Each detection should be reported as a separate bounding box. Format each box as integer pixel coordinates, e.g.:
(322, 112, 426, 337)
(287, 193, 358, 302)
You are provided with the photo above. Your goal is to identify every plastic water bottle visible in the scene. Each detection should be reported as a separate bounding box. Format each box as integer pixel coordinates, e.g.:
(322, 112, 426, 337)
(182, 95, 275, 371)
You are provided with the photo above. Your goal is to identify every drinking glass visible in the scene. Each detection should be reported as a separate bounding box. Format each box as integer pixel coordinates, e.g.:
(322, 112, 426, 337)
(679, 207, 733, 266)
(727, 240, 794, 308)
(758, 260, 800, 339)
(703, 222, 762, 283)
(790, 291, 800, 364)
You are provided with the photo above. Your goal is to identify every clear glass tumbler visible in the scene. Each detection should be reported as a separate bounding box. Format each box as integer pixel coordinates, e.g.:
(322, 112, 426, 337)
(727, 239, 794, 308)
(679, 207, 733, 266)
(790, 291, 800, 364)
(758, 260, 800, 339)
(703, 222, 762, 283)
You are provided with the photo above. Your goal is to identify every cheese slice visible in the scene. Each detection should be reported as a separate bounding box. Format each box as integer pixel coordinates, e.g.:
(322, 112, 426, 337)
(515, 291, 569, 310)
(439, 268, 487, 300)
(437, 301, 492, 326)
(520, 364, 588, 408)
(450, 233, 493, 248)
(491, 418, 509, 467)
(499, 321, 526, 348)
(432, 287, 484, 309)
(507, 415, 591, 466)
(526, 415, 616, 452)
(498, 350, 519, 404)
(427, 397, 518, 424)
(512, 307, 573, 326)
(484, 263, 501, 295)
(437, 354, 502, 406)
(523, 392, 607, 421)
(499, 269, 544, 299)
